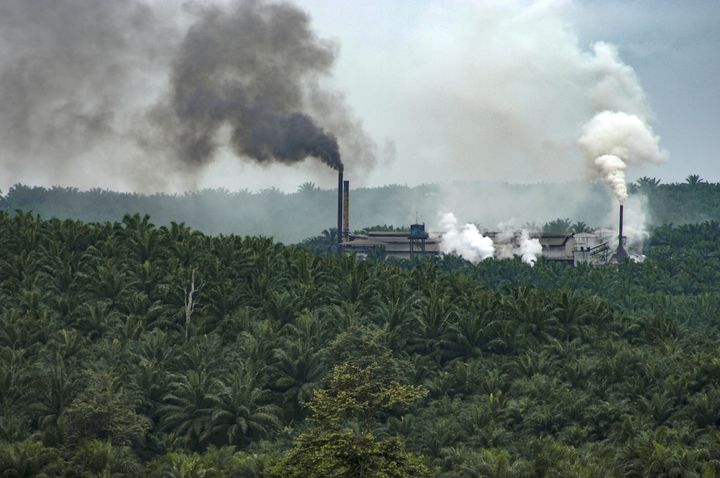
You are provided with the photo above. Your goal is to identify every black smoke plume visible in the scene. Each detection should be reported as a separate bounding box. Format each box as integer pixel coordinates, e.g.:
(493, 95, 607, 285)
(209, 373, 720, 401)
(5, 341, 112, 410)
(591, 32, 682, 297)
(169, 1, 343, 171)
(0, 0, 362, 190)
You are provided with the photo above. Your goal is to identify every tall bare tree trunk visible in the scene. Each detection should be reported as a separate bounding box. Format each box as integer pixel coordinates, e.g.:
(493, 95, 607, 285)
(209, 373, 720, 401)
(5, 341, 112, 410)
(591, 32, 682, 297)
(183, 269, 201, 342)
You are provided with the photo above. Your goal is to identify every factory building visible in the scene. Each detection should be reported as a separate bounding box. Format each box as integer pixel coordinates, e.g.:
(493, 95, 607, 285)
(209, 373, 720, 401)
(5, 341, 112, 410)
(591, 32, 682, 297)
(335, 171, 621, 265)
(341, 225, 441, 259)
(341, 226, 614, 265)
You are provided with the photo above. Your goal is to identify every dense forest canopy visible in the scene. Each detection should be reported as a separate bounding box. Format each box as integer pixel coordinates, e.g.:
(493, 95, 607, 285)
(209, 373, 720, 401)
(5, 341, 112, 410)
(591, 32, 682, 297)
(2, 210, 720, 476)
(2, 176, 720, 242)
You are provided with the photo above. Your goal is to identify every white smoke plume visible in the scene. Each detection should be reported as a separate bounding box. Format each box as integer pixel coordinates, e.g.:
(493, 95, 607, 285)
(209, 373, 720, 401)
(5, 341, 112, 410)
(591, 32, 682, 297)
(438, 215, 542, 265)
(438, 212, 494, 263)
(517, 230, 542, 266)
(358, 4, 666, 187)
(579, 111, 669, 203)
(492, 221, 542, 265)
(494, 224, 517, 260)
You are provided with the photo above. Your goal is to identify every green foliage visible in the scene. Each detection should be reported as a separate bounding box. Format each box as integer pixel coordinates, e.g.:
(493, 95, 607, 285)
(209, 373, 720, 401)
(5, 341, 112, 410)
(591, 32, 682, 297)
(542, 218, 572, 234)
(270, 331, 430, 477)
(269, 430, 430, 478)
(146, 446, 273, 478)
(62, 372, 151, 447)
(0, 440, 65, 477)
(310, 361, 427, 430)
(69, 439, 142, 477)
(2, 213, 720, 475)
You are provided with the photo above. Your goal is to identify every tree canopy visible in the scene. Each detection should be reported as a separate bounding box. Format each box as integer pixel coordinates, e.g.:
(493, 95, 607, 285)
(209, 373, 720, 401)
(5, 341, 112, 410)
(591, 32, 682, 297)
(2, 211, 720, 476)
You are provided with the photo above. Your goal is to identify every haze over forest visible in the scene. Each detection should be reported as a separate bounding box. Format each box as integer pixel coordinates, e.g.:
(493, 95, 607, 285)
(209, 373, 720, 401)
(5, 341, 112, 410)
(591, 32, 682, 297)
(2, 178, 719, 244)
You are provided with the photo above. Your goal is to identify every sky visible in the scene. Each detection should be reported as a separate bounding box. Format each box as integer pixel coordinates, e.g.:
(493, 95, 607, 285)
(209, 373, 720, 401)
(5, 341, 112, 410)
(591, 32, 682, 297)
(0, 0, 717, 193)
(293, 0, 719, 187)
(572, 0, 720, 183)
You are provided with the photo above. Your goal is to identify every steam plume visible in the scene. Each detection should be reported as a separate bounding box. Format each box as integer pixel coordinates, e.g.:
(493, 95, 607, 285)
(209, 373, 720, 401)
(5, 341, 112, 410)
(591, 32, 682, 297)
(492, 223, 541, 265)
(438, 212, 494, 263)
(518, 230, 542, 266)
(579, 111, 668, 203)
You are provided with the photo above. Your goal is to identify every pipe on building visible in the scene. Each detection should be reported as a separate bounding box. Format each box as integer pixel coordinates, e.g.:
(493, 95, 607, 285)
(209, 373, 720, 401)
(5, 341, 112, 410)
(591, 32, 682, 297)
(337, 168, 343, 246)
(343, 180, 350, 243)
(616, 204, 628, 259)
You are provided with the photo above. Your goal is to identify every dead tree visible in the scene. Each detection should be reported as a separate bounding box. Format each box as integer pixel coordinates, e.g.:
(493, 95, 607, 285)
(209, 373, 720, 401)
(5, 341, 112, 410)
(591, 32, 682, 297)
(182, 269, 203, 342)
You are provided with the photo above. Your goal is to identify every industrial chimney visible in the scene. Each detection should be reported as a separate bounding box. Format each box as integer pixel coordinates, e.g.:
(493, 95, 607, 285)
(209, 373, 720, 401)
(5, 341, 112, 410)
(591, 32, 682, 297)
(343, 180, 350, 243)
(337, 168, 343, 247)
(613, 204, 628, 261)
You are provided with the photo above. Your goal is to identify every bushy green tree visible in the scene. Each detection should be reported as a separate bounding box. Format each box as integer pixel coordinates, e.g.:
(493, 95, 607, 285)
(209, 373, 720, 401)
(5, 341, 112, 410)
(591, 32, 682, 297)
(269, 329, 430, 478)
(62, 372, 151, 447)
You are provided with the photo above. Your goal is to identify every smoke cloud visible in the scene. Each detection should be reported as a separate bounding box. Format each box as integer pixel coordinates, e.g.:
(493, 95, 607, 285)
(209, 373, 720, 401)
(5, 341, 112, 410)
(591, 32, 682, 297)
(0, 0, 373, 191)
(0, 0, 178, 189)
(354, 4, 662, 187)
(518, 230, 542, 266)
(164, 0, 342, 171)
(438, 214, 542, 265)
(438, 212, 494, 263)
(579, 111, 668, 203)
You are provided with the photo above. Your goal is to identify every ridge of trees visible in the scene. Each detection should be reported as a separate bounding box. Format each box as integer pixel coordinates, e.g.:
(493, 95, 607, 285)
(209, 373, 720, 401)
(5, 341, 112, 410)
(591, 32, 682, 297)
(3, 175, 720, 242)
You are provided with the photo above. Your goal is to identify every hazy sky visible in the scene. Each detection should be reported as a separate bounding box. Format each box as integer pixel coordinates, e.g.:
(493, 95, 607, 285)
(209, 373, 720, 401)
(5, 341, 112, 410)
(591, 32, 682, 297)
(572, 0, 719, 183)
(292, 0, 719, 186)
(0, 0, 717, 193)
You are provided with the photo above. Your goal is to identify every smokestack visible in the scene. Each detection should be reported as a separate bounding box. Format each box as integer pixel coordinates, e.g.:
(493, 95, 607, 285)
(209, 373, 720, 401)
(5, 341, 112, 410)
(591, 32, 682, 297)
(343, 180, 350, 243)
(337, 168, 344, 246)
(615, 204, 628, 260)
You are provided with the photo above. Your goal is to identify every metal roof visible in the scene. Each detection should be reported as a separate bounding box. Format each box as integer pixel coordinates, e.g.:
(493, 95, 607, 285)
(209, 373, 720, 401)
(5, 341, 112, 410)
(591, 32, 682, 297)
(343, 230, 593, 255)
(342, 230, 441, 253)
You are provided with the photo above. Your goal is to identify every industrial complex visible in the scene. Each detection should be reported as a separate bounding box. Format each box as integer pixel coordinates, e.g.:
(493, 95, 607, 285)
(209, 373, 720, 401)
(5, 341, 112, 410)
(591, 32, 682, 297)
(335, 171, 628, 265)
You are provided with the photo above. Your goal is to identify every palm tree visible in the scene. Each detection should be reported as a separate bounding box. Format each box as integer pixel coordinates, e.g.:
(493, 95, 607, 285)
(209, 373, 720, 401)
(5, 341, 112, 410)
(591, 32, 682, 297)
(570, 221, 592, 234)
(159, 371, 216, 450)
(69, 439, 142, 477)
(542, 218, 572, 234)
(271, 339, 326, 415)
(371, 287, 420, 349)
(297, 182, 319, 193)
(636, 176, 662, 190)
(0, 440, 65, 477)
(503, 288, 560, 346)
(301, 228, 338, 254)
(686, 174, 706, 185)
(177, 334, 224, 375)
(30, 359, 82, 443)
(443, 311, 492, 362)
(74, 301, 120, 340)
(205, 372, 282, 447)
(262, 290, 301, 325)
(551, 290, 597, 342)
(409, 283, 457, 360)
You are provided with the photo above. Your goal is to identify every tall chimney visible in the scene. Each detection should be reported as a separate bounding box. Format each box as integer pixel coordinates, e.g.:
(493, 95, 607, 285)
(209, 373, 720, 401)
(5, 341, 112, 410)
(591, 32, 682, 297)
(343, 180, 350, 243)
(615, 203, 628, 260)
(337, 168, 343, 246)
